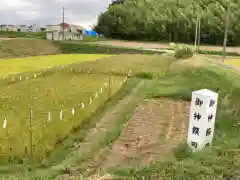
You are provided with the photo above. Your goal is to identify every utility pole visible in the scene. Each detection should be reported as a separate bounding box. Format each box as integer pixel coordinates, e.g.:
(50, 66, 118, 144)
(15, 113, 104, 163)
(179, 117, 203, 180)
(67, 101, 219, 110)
(222, 0, 231, 63)
(62, 6, 65, 41)
(197, 16, 201, 52)
(194, 16, 199, 51)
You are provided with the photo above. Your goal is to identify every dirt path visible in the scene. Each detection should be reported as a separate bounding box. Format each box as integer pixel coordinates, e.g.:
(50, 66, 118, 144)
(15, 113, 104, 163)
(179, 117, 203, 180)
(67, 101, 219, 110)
(89, 40, 240, 54)
(53, 81, 145, 179)
(79, 98, 190, 175)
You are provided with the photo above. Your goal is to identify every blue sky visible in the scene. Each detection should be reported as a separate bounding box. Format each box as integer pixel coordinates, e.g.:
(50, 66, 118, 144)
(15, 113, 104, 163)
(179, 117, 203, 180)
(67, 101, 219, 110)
(0, 0, 111, 29)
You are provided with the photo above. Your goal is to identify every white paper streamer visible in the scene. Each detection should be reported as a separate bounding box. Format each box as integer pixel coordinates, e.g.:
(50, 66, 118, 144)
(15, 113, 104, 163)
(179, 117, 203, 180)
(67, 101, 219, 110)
(129, 69, 132, 74)
(12, 76, 15, 81)
(3, 117, 7, 129)
(19, 76, 22, 81)
(26, 76, 28, 80)
(95, 92, 98, 98)
(34, 74, 37, 78)
(72, 108, 75, 115)
(81, 102, 85, 109)
(60, 110, 63, 120)
(100, 88, 103, 93)
(48, 112, 51, 121)
(89, 97, 92, 104)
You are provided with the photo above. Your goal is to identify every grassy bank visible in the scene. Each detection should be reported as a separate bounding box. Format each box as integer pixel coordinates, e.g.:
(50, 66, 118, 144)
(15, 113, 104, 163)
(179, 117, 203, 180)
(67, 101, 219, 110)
(0, 39, 60, 58)
(53, 41, 165, 55)
(108, 63, 240, 179)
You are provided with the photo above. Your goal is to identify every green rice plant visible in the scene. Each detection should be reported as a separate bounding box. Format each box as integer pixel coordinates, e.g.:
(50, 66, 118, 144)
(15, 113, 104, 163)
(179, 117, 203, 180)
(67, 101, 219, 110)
(0, 72, 127, 164)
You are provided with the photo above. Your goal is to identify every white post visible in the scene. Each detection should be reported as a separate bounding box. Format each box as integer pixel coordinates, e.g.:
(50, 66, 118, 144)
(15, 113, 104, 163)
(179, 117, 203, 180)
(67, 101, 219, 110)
(48, 112, 51, 121)
(89, 97, 92, 104)
(72, 108, 75, 115)
(81, 102, 85, 109)
(3, 117, 7, 129)
(60, 110, 63, 120)
(187, 89, 218, 151)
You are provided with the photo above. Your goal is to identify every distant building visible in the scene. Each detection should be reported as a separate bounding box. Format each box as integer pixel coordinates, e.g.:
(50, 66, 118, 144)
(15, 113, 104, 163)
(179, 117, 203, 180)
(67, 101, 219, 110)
(27, 24, 41, 32)
(46, 23, 84, 41)
(0, 24, 44, 32)
(19, 25, 27, 32)
(0, 25, 15, 31)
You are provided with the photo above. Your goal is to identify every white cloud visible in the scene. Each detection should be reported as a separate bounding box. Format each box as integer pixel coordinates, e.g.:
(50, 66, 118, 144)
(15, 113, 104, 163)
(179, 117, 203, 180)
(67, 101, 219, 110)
(0, 0, 111, 28)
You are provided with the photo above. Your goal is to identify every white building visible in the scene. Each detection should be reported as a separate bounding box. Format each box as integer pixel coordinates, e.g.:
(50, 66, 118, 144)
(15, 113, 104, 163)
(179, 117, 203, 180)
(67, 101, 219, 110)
(46, 23, 84, 41)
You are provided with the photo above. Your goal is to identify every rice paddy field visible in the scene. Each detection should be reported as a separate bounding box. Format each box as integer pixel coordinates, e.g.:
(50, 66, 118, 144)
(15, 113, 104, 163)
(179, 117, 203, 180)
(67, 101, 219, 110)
(0, 54, 112, 77)
(0, 53, 126, 164)
(224, 58, 240, 68)
(0, 52, 173, 166)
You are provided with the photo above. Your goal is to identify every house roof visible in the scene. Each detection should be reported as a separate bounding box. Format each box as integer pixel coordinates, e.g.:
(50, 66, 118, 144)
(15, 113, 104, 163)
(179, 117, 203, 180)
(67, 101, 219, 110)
(59, 23, 69, 28)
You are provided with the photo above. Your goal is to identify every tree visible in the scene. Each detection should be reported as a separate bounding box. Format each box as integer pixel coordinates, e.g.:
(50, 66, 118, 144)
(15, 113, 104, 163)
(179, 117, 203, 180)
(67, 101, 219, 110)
(94, 0, 240, 46)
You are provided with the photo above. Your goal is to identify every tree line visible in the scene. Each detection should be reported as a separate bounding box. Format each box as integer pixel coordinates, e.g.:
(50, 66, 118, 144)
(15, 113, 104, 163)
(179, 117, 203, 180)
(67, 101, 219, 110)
(94, 0, 240, 46)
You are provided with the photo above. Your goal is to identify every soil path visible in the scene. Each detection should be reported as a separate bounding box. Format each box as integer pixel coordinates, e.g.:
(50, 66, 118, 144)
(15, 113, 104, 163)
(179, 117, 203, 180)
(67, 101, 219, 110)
(88, 40, 240, 54)
(80, 98, 190, 175)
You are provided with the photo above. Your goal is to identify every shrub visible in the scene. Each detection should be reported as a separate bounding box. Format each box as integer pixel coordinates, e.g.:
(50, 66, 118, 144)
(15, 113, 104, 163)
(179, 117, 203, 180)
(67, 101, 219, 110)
(168, 42, 177, 50)
(135, 71, 153, 79)
(174, 44, 194, 59)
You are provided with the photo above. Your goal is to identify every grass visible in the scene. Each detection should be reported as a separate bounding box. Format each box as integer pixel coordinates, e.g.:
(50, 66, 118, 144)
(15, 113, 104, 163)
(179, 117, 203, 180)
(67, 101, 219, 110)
(53, 41, 165, 55)
(1, 52, 240, 179)
(0, 54, 111, 77)
(0, 39, 60, 59)
(0, 31, 45, 39)
(82, 36, 107, 42)
(104, 61, 240, 179)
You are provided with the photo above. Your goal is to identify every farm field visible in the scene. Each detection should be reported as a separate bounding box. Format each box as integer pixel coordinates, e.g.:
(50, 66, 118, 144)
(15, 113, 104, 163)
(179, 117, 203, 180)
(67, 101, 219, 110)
(1, 44, 240, 180)
(0, 54, 112, 77)
(12, 53, 237, 180)
(224, 58, 240, 68)
(0, 53, 174, 168)
(0, 70, 126, 164)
